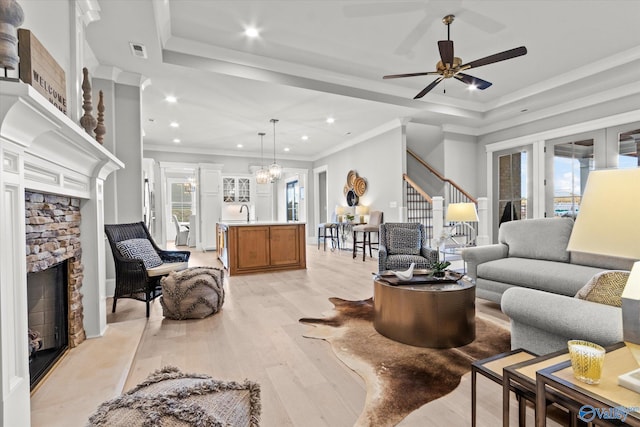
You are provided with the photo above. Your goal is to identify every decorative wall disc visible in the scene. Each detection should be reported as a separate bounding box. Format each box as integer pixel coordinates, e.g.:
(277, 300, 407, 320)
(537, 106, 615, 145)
(353, 177, 367, 196)
(346, 190, 359, 206)
(343, 184, 350, 196)
(347, 170, 357, 188)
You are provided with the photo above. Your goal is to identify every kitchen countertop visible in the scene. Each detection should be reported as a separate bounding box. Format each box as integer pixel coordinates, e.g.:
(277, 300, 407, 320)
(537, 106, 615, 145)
(217, 221, 306, 227)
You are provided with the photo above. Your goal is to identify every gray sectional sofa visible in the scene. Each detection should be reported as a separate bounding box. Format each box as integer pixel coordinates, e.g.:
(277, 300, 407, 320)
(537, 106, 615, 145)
(462, 217, 635, 355)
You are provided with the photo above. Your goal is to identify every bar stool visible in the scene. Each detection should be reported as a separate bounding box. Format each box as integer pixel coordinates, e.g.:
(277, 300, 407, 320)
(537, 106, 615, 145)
(318, 213, 339, 251)
(352, 210, 383, 261)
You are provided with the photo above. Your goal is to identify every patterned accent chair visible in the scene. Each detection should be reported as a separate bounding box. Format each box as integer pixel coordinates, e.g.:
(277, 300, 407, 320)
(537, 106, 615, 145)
(105, 222, 190, 317)
(378, 223, 438, 273)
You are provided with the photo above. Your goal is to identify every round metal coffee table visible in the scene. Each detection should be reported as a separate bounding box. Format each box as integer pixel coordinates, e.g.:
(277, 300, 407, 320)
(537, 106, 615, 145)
(373, 274, 475, 348)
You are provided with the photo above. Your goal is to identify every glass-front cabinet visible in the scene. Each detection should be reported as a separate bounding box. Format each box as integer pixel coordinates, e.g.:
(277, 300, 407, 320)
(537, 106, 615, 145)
(223, 177, 251, 203)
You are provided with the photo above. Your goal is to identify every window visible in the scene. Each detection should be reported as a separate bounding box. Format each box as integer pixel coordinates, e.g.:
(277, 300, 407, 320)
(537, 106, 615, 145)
(551, 140, 593, 218)
(286, 180, 299, 221)
(171, 182, 193, 222)
(497, 151, 528, 227)
(618, 129, 639, 169)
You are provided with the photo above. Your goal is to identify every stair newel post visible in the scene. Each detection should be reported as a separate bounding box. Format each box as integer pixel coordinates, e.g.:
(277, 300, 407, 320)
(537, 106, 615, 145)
(432, 196, 444, 249)
(476, 197, 490, 246)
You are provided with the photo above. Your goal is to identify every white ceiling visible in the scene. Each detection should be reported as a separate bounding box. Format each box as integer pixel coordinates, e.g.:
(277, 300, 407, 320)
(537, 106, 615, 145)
(84, 0, 640, 161)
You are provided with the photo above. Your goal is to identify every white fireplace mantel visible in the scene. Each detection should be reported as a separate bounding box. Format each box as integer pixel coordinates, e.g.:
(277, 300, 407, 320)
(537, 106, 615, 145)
(0, 81, 123, 426)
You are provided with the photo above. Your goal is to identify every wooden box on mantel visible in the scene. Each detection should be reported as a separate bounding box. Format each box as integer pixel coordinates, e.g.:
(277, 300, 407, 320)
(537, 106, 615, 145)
(18, 28, 67, 115)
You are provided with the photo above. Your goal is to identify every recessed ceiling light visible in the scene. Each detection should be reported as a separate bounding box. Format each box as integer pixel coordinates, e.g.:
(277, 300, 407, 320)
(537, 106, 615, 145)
(237, 144, 243, 148)
(301, 135, 309, 141)
(173, 138, 181, 143)
(284, 147, 290, 152)
(326, 117, 335, 124)
(165, 95, 177, 103)
(244, 27, 260, 38)
(170, 121, 179, 128)
(467, 84, 478, 91)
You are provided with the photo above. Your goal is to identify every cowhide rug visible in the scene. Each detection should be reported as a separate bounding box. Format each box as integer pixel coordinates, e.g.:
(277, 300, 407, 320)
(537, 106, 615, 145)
(299, 297, 510, 426)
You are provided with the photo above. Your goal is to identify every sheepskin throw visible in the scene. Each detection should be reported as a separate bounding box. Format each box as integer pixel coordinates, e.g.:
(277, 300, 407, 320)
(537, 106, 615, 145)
(87, 366, 260, 427)
(160, 266, 225, 320)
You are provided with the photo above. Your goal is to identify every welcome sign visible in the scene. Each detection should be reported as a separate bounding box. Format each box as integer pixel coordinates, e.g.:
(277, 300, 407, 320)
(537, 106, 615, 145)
(18, 29, 67, 115)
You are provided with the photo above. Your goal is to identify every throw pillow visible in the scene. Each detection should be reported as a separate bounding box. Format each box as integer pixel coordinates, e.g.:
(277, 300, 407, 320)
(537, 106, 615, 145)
(116, 238, 163, 269)
(575, 270, 630, 307)
(388, 227, 420, 255)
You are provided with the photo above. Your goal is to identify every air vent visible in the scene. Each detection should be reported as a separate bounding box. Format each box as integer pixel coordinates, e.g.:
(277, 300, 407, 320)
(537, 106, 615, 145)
(129, 42, 148, 59)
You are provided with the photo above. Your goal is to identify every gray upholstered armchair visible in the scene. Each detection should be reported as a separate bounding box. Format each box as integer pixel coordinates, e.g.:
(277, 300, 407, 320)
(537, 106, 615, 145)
(378, 223, 438, 273)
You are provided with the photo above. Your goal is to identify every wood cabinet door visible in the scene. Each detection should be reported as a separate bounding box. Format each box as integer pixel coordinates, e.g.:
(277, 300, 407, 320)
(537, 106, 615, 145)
(269, 225, 300, 266)
(236, 226, 270, 269)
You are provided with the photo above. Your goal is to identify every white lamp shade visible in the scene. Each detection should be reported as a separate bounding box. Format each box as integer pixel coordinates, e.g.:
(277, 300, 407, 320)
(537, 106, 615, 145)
(566, 168, 640, 259)
(355, 205, 369, 216)
(446, 203, 478, 222)
(335, 205, 346, 215)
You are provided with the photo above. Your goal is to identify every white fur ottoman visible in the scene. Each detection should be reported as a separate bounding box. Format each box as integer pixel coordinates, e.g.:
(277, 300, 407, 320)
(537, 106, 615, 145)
(160, 266, 224, 320)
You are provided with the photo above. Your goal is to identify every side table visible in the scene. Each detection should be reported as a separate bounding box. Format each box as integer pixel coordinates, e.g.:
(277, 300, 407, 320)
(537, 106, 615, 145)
(535, 343, 639, 427)
(502, 349, 576, 427)
(472, 349, 537, 427)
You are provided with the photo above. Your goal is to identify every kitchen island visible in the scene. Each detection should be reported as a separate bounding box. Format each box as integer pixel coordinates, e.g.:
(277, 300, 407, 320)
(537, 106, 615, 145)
(216, 222, 306, 276)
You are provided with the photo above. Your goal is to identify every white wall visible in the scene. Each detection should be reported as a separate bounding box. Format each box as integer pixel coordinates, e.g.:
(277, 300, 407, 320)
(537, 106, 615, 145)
(313, 125, 405, 228)
(20, 1, 72, 88)
(443, 132, 479, 197)
(406, 122, 445, 198)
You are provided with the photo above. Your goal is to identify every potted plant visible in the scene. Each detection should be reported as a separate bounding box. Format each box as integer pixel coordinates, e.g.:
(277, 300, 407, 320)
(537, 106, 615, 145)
(345, 213, 355, 223)
(431, 260, 451, 278)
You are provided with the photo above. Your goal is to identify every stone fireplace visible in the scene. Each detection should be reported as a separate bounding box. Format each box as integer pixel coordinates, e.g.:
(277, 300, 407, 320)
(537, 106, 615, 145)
(0, 82, 122, 425)
(25, 191, 87, 388)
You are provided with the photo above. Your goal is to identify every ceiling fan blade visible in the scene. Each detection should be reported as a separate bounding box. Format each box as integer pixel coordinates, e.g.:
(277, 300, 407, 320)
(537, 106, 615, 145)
(395, 14, 433, 56)
(438, 40, 454, 68)
(462, 46, 527, 70)
(383, 71, 439, 79)
(455, 73, 492, 89)
(456, 9, 505, 34)
(343, 2, 424, 18)
(414, 77, 444, 99)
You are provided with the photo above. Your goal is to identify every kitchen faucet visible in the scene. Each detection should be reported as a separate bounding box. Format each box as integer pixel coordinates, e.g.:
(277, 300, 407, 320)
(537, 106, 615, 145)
(239, 204, 250, 222)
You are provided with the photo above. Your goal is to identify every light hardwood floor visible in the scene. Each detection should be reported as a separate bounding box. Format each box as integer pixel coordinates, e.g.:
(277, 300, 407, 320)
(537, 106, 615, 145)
(31, 243, 564, 426)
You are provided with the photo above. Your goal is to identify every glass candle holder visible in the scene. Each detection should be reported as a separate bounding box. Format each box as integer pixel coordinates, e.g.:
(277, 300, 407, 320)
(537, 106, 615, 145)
(567, 340, 606, 384)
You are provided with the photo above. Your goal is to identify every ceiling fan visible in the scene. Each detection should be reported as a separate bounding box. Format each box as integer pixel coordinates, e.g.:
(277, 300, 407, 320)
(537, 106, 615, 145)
(383, 14, 527, 99)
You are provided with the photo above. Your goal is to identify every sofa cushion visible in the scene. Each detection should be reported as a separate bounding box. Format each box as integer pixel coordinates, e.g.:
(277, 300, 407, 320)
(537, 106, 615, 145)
(575, 270, 630, 307)
(477, 257, 607, 297)
(116, 238, 163, 269)
(388, 228, 420, 255)
(499, 218, 573, 262)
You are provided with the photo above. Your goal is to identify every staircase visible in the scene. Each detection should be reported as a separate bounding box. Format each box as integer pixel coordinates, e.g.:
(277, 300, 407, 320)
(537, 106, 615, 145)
(404, 149, 478, 246)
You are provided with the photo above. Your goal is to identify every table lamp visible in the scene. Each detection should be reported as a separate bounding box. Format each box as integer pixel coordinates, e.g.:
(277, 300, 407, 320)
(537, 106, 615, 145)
(355, 205, 369, 223)
(335, 205, 346, 223)
(445, 202, 479, 245)
(565, 168, 640, 391)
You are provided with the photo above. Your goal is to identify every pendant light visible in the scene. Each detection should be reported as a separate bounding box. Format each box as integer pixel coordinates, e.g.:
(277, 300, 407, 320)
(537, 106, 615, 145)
(255, 132, 270, 184)
(269, 118, 282, 181)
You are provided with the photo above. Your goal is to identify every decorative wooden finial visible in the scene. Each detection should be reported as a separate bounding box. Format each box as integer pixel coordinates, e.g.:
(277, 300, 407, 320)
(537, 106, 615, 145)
(0, 0, 24, 70)
(94, 90, 105, 144)
(79, 67, 97, 136)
